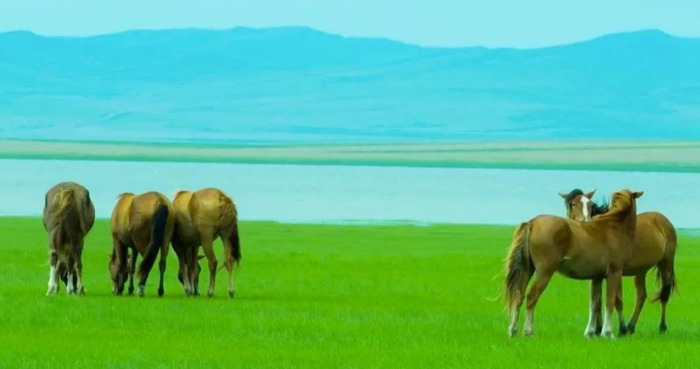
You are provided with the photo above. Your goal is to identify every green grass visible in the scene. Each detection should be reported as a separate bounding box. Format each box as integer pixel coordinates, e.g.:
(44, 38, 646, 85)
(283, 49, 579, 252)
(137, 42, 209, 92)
(1, 218, 699, 368)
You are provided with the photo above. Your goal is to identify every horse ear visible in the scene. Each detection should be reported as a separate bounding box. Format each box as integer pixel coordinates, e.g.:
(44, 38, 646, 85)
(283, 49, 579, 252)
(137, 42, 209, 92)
(585, 189, 596, 199)
(558, 193, 568, 199)
(633, 191, 644, 199)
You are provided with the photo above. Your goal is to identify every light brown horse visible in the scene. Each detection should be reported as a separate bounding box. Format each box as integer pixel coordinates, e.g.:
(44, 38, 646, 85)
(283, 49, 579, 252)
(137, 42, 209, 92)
(505, 189, 643, 338)
(43, 182, 95, 296)
(172, 188, 241, 298)
(560, 189, 678, 334)
(109, 191, 174, 297)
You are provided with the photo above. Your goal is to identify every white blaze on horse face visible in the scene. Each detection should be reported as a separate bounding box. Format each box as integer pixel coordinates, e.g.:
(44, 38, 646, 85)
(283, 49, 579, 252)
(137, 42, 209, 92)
(581, 196, 591, 221)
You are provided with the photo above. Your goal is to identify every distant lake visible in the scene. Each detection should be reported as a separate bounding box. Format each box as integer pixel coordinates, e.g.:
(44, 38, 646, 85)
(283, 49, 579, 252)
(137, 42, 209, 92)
(0, 159, 698, 229)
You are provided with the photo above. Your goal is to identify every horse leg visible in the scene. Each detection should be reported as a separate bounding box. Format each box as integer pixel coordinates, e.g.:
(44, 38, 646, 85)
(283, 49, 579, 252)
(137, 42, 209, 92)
(128, 250, 137, 295)
(221, 232, 236, 299)
(47, 250, 60, 296)
(658, 260, 675, 333)
(175, 244, 192, 297)
(187, 246, 201, 296)
(626, 273, 647, 334)
(73, 239, 85, 295)
(523, 268, 555, 337)
(157, 236, 170, 298)
(602, 270, 623, 338)
(615, 283, 628, 336)
(584, 279, 603, 338)
(201, 235, 218, 298)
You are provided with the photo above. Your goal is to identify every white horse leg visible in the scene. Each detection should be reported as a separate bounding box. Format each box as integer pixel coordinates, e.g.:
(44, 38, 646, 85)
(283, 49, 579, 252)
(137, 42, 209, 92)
(584, 279, 602, 338)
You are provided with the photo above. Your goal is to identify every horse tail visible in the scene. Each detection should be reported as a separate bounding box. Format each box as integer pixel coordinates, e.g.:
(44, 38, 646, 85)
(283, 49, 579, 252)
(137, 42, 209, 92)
(45, 186, 77, 229)
(220, 193, 241, 265)
(652, 224, 678, 303)
(138, 203, 169, 280)
(504, 222, 533, 313)
(74, 189, 93, 234)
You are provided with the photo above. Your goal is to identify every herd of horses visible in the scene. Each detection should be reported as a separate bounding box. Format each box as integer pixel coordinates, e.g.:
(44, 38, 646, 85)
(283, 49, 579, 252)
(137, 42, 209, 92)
(41, 181, 676, 339)
(43, 182, 241, 299)
(505, 188, 677, 339)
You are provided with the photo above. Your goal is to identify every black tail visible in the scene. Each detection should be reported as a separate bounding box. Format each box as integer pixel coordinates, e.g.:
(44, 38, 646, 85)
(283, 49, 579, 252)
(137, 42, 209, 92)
(139, 203, 169, 280)
(229, 222, 241, 265)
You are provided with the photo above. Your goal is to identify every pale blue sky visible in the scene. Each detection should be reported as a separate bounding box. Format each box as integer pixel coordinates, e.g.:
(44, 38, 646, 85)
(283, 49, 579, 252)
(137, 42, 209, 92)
(1, 0, 699, 47)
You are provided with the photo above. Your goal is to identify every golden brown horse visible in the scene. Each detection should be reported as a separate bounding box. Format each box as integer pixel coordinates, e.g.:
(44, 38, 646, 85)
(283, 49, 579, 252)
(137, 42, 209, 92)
(561, 189, 678, 334)
(505, 189, 643, 338)
(43, 182, 95, 296)
(172, 188, 241, 298)
(109, 191, 174, 297)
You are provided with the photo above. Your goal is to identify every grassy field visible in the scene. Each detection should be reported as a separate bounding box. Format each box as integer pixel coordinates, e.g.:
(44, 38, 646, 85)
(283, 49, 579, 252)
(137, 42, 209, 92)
(1, 218, 700, 368)
(2, 139, 700, 172)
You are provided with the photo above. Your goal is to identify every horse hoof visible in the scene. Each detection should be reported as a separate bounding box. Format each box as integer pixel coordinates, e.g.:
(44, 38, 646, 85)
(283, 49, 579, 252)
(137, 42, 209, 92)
(208, 292, 214, 298)
(659, 323, 668, 334)
(602, 331, 615, 339)
(228, 290, 235, 299)
(584, 330, 597, 339)
(508, 329, 518, 338)
(46, 287, 58, 296)
(158, 289, 164, 298)
(618, 324, 628, 336)
(523, 330, 534, 337)
(627, 324, 636, 335)
(136, 288, 145, 298)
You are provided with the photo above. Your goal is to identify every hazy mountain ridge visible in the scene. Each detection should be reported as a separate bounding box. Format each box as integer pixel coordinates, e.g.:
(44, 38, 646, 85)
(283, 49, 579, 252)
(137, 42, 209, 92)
(1, 27, 699, 143)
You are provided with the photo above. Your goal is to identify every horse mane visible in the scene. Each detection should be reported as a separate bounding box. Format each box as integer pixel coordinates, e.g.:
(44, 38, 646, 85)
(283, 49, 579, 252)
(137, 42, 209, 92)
(591, 198, 610, 217)
(593, 193, 633, 222)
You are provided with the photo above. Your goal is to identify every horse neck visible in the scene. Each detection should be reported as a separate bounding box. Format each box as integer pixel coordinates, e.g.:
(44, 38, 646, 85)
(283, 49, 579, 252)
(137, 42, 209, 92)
(597, 201, 637, 238)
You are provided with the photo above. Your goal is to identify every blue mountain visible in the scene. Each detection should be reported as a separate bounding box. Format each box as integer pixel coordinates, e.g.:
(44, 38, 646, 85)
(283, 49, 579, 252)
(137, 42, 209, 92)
(1, 27, 699, 143)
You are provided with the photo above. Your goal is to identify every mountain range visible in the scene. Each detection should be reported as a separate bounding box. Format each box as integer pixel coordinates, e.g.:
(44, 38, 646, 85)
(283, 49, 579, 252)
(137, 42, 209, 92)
(1, 27, 699, 144)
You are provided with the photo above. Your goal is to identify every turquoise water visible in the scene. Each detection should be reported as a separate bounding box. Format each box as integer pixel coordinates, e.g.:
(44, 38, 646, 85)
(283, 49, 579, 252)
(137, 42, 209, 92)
(0, 159, 698, 228)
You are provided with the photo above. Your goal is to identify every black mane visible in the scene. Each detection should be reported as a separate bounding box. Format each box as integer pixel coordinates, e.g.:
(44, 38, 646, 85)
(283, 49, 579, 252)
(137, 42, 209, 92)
(591, 198, 610, 216)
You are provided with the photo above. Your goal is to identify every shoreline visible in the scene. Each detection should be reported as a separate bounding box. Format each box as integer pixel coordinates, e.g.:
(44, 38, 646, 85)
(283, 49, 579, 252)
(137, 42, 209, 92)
(2, 139, 700, 173)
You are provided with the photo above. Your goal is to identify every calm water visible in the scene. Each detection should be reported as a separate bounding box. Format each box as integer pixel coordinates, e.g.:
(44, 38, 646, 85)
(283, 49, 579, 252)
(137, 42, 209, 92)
(0, 159, 698, 229)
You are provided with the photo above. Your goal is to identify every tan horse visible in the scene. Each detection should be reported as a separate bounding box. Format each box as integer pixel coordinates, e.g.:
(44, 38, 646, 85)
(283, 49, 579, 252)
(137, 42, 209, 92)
(109, 192, 174, 297)
(505, 189, 643, 338)
(560, 189, 678, 334)
(43, 182, 95, 296)
(172, 188, 241, 298)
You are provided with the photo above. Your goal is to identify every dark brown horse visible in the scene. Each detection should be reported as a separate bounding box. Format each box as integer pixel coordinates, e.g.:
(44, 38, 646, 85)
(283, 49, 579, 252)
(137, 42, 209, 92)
(43, 182, 95, 296)
(109, 192, 174, 297)
(172, 188, 241, 298)
(505, 189, 643, 338)
(561, 189, 678, 334)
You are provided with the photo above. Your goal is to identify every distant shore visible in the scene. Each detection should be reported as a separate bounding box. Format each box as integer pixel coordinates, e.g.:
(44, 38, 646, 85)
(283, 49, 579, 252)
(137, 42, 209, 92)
(2, 139, 699, 173)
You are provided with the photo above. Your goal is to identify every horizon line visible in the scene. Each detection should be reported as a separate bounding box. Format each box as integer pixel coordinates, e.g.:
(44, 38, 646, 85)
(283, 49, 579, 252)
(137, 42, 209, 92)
(0, 25, 695, 50)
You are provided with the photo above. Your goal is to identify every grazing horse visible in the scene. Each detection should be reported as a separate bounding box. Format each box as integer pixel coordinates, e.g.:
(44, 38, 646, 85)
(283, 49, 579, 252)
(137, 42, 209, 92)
(43, 182, 95, 296)
(172, 188, 241, 298)
(109, 192, 174, 297)
(560, 189, 678, 334)
(504, 189, 643, 338)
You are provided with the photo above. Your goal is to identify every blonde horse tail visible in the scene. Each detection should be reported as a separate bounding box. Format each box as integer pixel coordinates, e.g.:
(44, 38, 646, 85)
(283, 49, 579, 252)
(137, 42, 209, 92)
(504, 222, 533, 313)
(74, 189, 92, 235)
(220, 193, 241, 265)
(46, 186, 77, 229)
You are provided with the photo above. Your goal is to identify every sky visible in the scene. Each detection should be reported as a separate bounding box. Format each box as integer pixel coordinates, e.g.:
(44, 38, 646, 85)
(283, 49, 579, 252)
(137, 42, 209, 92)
(1, 0, 699, 48)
